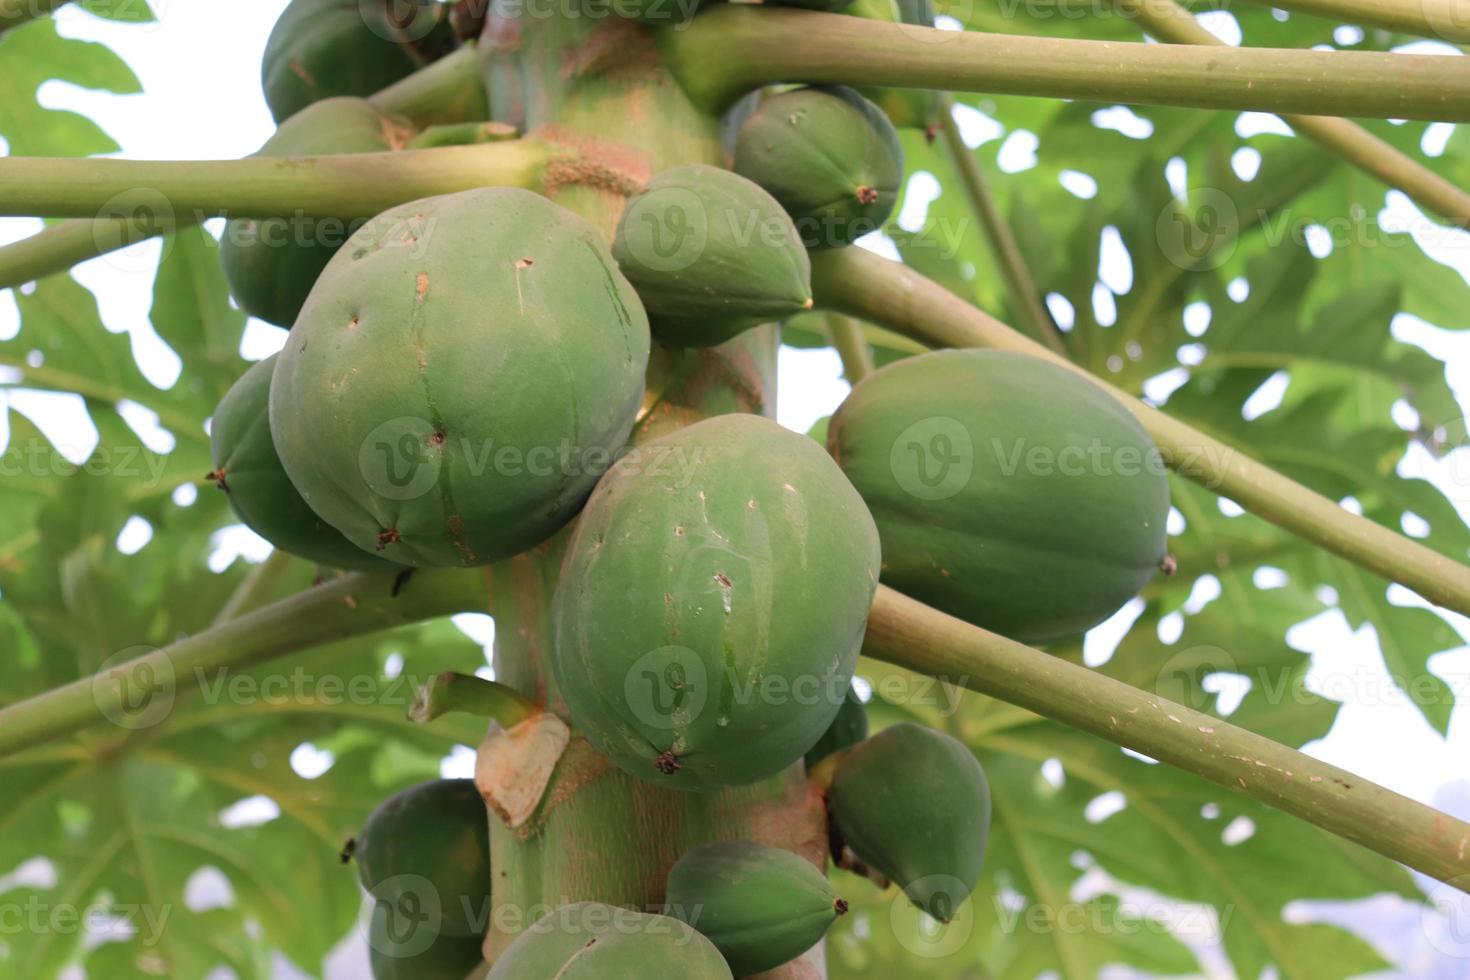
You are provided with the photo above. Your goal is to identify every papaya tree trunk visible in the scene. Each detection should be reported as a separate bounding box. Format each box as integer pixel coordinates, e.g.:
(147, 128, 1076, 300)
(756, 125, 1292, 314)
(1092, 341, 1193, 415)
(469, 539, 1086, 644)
(474, 14, 830, 978)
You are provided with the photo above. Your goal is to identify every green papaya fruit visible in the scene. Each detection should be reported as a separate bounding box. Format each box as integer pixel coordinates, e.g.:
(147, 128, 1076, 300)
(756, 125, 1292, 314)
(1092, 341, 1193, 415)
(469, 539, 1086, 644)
(733, 86, 904, 250)
(220, 97, 412, 328)
(666, 841, 846, 976)
(271, 187, 652, 568)
(208, 355, 395, 571)
(613, 165, 812, 347)
(486, 902, 733, 979)
(846, 0, 943, 134)
(828, 722, 990, 922)
(367, 900, 484, 980)
(828, 349, 1171, 642)
(803, 685, 869, 769)
(354, 778, 491, 937)
(551, 414, 881, 791)
(262, 0, 456, 123)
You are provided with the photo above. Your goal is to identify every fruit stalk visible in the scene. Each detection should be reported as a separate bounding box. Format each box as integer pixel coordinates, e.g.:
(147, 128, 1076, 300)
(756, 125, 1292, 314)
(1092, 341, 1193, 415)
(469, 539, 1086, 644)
(366, 43, 489, 127)
(1115, 0, 1470, 229)
(409, 672, 538, 728)
(936, 94, 1066, 357)
(666, 7, 1470, 121)
(0, 567, 487, 759)
(864, 585, 1470, 887)
(811, 245, 1470, 619)
(0, 141, 553, 219)
(826, 314, 876, 383)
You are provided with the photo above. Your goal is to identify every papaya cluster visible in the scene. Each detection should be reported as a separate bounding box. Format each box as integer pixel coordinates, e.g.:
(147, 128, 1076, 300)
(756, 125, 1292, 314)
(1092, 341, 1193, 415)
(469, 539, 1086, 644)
(226, 2, 1174, 977)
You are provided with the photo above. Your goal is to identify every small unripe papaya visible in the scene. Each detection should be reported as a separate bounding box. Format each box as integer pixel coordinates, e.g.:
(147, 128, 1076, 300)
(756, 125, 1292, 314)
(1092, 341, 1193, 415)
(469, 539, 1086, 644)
(666, 841, 847, 976)
(551, 414, 881, 791)
(220, 97, 413, 328)
(804, 684, 869, 769)
(486, 902, 733, 979)
(367, 900, 483, 980)
(353, 778, 491, 937)
(614, 165, 813, 347)
(262, 0, 456, 123)
(846, 0, 944, 134)
(828, 350, 1171, 642)
(828, 723, 990, 922)
(208, 355, 395, 571)
(270, 187, 651, 568)
(734, 86, 904, 249)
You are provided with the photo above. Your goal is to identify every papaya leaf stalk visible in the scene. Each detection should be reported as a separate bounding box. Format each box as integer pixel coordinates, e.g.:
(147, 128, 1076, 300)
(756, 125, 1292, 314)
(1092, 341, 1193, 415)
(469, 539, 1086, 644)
(864, 585, 1470, 888)
(0, 568, 487, 759)
(0, 141, 554, 219)
(811, 246, 1470, 619)
(827, 313, 877, 383)
(665, 8, 1470, 122)
(1114, 0, 1470, 229)
(0, 44, 490, 289)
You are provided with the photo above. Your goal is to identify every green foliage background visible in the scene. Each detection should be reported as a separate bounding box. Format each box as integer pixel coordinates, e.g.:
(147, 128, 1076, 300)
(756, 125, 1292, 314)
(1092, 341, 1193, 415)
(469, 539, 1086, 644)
(0, 2, 1466, 977)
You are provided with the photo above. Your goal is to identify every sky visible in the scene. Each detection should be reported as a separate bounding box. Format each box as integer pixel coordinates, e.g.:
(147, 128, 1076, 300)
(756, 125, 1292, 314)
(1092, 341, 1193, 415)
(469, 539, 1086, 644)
(1, 2, 1468, 977)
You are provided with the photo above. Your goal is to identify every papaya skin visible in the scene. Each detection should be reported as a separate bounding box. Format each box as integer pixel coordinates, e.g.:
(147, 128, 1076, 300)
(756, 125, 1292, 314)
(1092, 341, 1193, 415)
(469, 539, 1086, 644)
(733, 86, 905, 249)
(804, 684, 869, 770)
(220, 97, 413, 329)
(353, 779, 490, 938)
(828, 349, 1171, 643)
(828, 722, 991, 922)
(262, 0, 456, 123)
(367, 905, 483, 980)
(551, 413, 881, 791)
(486, 902, 733, 979)
(208, 355, 396, 572)
(270, 187, 651, 568)
(666, 841, 847, 976)
(613, 164, 813, 347)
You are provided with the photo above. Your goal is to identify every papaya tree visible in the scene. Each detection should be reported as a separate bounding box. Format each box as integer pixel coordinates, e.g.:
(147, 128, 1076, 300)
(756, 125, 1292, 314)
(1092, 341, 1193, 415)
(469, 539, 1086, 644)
(2, 0, 1470, 977)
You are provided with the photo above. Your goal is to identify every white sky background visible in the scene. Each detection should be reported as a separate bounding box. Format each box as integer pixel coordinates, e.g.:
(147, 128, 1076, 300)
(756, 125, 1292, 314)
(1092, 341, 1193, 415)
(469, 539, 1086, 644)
(1, 3, 1469, 977)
